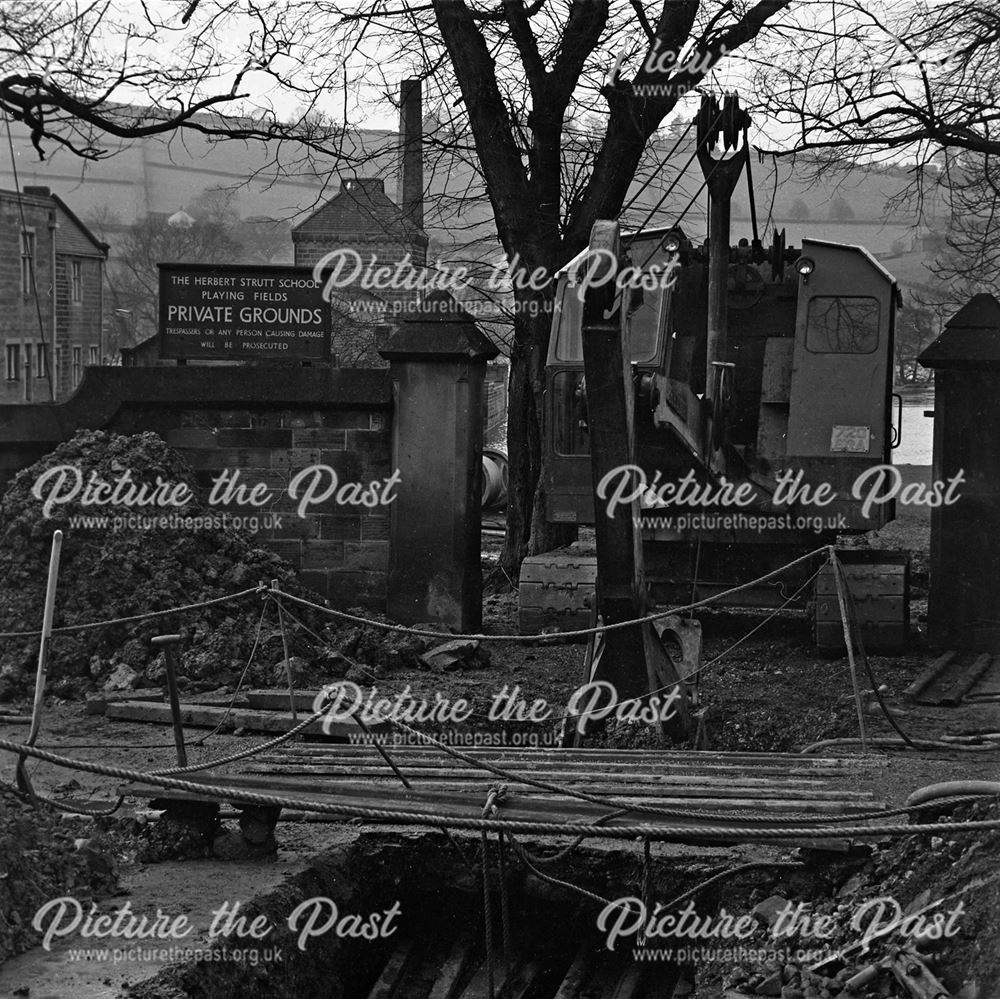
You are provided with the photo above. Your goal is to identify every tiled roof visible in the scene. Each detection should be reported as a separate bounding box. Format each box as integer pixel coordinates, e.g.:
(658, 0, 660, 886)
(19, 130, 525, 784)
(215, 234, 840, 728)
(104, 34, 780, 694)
(920, 293, 1000, 367)
(292, 177, 427, 247)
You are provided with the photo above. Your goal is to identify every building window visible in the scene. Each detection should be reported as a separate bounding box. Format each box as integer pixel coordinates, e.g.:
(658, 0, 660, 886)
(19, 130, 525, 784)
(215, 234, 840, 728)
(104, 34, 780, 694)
(88, 345, 98, 365)
(5, 343, 21, 381)
(20, 230, 36, 295)
(71, 260, 83, 303)
(72, 346, 82, 387)
(36, 343, 47, 379)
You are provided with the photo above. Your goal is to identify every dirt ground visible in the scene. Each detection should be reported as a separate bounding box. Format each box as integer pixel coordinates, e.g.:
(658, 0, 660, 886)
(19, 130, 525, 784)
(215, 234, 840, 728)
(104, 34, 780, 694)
(2, 494, 1000, 997)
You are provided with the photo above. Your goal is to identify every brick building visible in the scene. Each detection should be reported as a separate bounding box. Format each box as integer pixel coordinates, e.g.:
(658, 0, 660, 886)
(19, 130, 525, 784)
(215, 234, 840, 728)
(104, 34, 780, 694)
(289, 80, 429, 367)
(0, 186, 107, 403)
(292, 176, 428, 294)
(291, 174, 430, 365)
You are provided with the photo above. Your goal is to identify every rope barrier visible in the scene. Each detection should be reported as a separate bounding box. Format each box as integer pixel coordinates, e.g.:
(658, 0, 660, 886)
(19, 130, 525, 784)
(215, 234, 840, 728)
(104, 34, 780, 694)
(497, 830, 514, 999)
(1, 534, 978, 843)
(481, 828, 495, 999)
(189, 597, 272, 743)
(147, 707, 327, 777)
(269, 546, 829, 644)
(0, 542, 824, 653)
(3, 735, 1000, 841)
(207, 605, 1000, 832)
(657, 860, 805, 911)
(506, 832, 615, 907)
(0, 586, 266, 639)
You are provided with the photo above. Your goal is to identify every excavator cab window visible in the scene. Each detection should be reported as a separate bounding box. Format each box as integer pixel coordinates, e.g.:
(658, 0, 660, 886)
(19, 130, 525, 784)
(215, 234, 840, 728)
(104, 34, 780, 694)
(550, 286, 585, 362)
(551, 370, 590, 456)
(625, 292, 665, 365)
(806, 296, 880, 354)
(548, 274, 670, 368)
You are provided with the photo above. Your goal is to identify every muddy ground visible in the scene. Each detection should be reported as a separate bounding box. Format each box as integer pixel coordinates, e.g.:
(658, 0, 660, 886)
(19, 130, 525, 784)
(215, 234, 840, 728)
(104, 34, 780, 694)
(2, 496, 999, 997)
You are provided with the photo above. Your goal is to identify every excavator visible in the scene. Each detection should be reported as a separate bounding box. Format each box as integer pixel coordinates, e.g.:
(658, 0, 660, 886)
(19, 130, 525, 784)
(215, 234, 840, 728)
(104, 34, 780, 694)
(519, 95, 909, 742)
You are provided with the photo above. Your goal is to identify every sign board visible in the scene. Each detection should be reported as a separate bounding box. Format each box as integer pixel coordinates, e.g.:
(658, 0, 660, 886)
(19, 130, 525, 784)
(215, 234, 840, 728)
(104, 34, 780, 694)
(830, 424, 872, 453)
(159, 263, 331, 361)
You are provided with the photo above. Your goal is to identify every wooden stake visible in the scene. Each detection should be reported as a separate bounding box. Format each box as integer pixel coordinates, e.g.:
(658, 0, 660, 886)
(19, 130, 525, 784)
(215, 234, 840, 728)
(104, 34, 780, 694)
(151, 634, 187, 767)
(830, 551, 869, 753)
(16, 530, 63, 792)
(273, 582, 297, 722)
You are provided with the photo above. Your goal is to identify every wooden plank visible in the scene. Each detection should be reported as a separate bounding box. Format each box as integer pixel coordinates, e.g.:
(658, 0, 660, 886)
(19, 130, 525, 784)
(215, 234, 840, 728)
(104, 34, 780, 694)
(242, 771, 874, 803)
(119, 784, 861, 850)
(552, 945, 593, 999)
(104, 701, 380, 738)
(219, 784, 878, 814)
(428, 928, 477, 999)
(129, 773, 880, 822)
(245, 762, 834, 787)
(264, 752, 861, 778)
(194, 769, 876, 801)
(247, 690, 320, 713)
(939, 653, 993, 706)
(905, 650, 957, 702)
(85, 688, 165, 716)
(610, 963, 645, 999)
(507, 960, 544, 999)
(572, 956, 621, 999)
(269, 745, 857, 764)
(458, 956, 510, 999)
(365, 937, 415, 999)
(238, 771, 879, 805)
(260, 753, 852, 778)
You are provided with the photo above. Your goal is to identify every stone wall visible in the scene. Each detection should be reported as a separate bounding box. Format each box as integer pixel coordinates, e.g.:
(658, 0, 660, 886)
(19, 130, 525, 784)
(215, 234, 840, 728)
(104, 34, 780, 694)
(0, 366, 393, 608)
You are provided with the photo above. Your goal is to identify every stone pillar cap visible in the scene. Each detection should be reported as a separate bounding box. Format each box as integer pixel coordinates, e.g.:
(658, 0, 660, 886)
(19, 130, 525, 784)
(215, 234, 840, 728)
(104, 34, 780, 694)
(379, 291, 500, 362)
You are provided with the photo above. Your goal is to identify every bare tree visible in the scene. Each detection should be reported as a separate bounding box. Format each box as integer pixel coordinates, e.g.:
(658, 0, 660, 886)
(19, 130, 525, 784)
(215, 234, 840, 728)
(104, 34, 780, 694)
(752, 1, 1000, 304)
(88, 189, 291, 350)
(2, 0, 796, 580)
(894, 303, 937, 382)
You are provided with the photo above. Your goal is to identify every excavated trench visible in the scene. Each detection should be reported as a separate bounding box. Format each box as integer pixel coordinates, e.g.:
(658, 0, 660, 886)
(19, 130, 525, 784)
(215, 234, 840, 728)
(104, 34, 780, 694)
(129, 829, 811, 999)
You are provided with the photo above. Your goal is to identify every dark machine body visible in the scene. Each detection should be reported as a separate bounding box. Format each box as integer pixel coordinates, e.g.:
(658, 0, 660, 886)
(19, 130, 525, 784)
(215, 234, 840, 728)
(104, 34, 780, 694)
(521, 228, 908, 648)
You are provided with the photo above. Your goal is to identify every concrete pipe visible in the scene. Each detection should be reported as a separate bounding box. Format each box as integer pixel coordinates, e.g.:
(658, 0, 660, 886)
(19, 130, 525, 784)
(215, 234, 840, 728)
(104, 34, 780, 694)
(481, 447, 509, 509)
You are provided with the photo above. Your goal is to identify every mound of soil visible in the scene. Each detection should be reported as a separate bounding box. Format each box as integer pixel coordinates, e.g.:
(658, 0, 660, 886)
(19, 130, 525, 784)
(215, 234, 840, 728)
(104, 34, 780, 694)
(0, 431, 329, 701)
(0, 782, 119, 963)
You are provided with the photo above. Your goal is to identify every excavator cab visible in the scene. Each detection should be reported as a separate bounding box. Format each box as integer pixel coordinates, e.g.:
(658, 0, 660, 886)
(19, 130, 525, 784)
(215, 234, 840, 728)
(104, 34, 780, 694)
(527, 228, 908, 648)
(545, 237, 678, 522)
(525, 93, 908, 652)
(544, 232, 900, 534)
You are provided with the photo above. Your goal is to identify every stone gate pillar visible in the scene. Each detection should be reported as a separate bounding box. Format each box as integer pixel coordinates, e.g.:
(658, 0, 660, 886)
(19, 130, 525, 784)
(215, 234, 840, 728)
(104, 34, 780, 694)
(380, 293, 499, 631)
(919, 293, 1000, 649)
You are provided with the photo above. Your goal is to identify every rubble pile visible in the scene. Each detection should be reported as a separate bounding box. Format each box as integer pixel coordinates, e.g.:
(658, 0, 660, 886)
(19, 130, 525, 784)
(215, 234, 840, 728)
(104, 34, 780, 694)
(709, 800, 1000, 998)
(0, 783, 118, 962)
(0, 431, 322, 701)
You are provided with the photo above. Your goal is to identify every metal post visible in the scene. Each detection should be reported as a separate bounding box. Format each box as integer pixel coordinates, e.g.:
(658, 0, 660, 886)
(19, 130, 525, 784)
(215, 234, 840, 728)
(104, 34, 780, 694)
(152, 634, 187, 766)
(705, 178, 731, 402)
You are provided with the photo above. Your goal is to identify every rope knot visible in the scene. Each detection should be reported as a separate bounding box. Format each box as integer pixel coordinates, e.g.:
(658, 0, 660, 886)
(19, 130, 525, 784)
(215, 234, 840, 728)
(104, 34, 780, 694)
(482, 783, 508, 817)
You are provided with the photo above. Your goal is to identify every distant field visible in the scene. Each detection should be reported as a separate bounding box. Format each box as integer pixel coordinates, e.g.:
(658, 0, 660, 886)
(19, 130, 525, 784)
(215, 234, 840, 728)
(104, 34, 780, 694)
(895, 392, 934, 466)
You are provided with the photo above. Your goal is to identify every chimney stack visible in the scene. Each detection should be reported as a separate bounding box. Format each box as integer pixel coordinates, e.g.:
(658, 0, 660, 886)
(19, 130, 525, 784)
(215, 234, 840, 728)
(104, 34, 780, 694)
(398, 78, 424, 231)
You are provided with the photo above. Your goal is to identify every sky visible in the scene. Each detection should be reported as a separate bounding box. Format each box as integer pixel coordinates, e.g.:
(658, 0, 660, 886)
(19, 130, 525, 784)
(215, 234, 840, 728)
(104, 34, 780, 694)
(26, 0, 955, 163)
